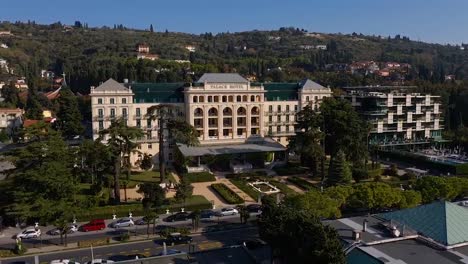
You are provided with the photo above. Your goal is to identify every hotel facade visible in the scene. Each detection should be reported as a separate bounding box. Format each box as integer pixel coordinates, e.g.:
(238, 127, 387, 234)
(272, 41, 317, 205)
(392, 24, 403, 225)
(90, 73, 332, 168)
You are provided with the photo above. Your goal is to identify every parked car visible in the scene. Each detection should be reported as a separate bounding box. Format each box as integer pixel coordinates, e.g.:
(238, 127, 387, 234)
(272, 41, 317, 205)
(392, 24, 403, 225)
(80, 219, 106, 232)
(48, 225, 78, 235)
(246, 204, 262, 213)
(110, 218, 134, 228)
(50, 259, 80, 264)
(241, 238, 267, 250)
(164, 233, 193, 245)
(84, 259, 114, 264)
(190, 209, 215, 219)
(163, 212, 190, 222)
(216, 208, 239, 216)
(134, 216, 158, 225)
(16, 228, 41, 239)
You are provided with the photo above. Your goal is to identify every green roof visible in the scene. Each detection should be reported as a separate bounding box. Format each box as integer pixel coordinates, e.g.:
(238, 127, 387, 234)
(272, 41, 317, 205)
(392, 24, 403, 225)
(262, 83, 299, 101)
(379, 201, 468, 246)
(127, 83, 185, 103)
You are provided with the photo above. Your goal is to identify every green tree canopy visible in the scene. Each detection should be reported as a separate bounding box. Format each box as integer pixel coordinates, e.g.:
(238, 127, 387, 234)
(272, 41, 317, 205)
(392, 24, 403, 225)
(258, 198, 346, 264)
(327, 149, 352, 186)
(55, 87, 84, 138)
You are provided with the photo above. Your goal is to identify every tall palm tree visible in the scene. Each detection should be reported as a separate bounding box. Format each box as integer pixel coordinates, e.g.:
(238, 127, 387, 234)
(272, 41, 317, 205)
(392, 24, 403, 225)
(146, 105, 199, 182)
(99, 119, 143, 204)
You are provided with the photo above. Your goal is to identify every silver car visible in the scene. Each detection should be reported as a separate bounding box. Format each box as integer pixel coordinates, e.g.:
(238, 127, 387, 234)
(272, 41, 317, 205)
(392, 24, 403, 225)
(111, 218, 134, 228)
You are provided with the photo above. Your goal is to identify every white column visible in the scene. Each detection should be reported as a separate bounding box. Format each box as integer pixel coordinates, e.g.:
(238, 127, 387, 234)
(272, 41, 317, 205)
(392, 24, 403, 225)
(233, 105, 238, 139)
(203, 105, 209, 141)
(247, 104, 252, 138)
(218, 105, 223, 139)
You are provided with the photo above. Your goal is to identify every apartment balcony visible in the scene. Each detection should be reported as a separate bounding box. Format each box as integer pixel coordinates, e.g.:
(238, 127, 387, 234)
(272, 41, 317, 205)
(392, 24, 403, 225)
(268, 131, 296, 137)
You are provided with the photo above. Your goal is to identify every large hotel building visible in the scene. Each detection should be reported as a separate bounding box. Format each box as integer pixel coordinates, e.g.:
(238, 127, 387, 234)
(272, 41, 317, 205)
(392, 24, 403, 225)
(90, 73, 443, 169)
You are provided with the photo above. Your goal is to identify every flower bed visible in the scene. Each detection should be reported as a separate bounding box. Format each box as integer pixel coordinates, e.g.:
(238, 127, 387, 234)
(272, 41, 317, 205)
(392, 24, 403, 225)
(248, 181, 280, 194)
(211, 183, 244, 204)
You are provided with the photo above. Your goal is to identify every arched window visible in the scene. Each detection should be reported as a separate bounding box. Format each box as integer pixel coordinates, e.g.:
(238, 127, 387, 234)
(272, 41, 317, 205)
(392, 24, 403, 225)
(222, 96, 227, 103)
(237, 107, 246, 115)
(228, 96, 234, 102)
(223, 107, 233, 116)
(250, 95, 255, 102)
(256, 95, 261, 102)
(237, 95, 242, 102)
(306, 96, 310, 102)
(208, 96, 213, 103)
(243, 95, 248, 102)
(251, 107, 259, 115)
(208, 107, 218, 116)
(199, 96, 205, 103)
(214, 96, 219, 102)
(193, 96, 198, 103)
(194, 108, 203, 117)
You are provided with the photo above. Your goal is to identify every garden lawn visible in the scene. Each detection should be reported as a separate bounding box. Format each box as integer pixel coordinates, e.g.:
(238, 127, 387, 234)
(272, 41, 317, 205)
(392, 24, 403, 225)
(230, 179, 261, 200)
(269, 180, 298, 197)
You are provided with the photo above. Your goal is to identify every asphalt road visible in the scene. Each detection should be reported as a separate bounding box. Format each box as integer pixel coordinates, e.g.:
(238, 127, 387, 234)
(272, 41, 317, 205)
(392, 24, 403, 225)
(0, 213, 257, 250)
(0, 227, 259, 264)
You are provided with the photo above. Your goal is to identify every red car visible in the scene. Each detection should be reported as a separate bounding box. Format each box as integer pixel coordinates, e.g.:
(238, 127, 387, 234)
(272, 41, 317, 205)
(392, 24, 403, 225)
(80, 219, 106, 232)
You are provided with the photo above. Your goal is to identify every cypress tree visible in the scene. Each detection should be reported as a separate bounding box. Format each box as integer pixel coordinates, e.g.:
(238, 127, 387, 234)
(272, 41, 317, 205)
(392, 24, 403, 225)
(327, 149, 352, 186)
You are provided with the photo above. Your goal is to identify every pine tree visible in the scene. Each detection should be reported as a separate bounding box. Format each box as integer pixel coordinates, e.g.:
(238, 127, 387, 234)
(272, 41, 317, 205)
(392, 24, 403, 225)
(327, 149, 352, 186)
(1, 82, 20, 107)
(149, 24, 154, 33)
(25, 88, 43, 120)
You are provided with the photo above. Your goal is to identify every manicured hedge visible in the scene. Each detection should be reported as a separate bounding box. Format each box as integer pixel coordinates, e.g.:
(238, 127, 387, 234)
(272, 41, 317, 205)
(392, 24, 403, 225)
(184, 172, 216, 183)
(211, 183, 244, 204)
(287, 177, 315, 190)
(78, 237, 110, 248)
(0, 249, 15, 258)
(274, 164, 308, 176)
(75, 196, 211, 221)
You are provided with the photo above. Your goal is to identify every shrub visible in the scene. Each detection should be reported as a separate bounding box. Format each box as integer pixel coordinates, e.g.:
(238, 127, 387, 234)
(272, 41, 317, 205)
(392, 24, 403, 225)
(287, 177, 315, 190)
(120, 232, 130, 242)
(159, 227, 190, 237)
(184, 172, 216, 183)
(78, 238, 110, 248)
(211, 183, 244, 204)
(0, 249, 15, 257)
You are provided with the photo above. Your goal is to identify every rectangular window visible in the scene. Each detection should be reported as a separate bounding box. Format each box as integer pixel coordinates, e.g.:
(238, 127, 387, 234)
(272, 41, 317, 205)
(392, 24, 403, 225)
(223, 129, 230, 136)
(136, 108, 141, 117)
(98, 109, 103, 117)
(110, 98, 115, 104)
(286, 105, 290, 111)
(277, 105, 281, 112)
(98, 121, 104, 130)
(294, 105, 298, 111)
(237, 128, 243, 136)
(110, 109, 116, 118)
(148, 144, 152, 149)
(277, 126, 281, 132)
(147, 119, 151, 127)
(122, 98, 127, 104)
(286, 126, 290, 132)
(269, 116, 272, 122)
(122, 108, 128, 118)
(136, 120, 141, 128)
(269, 105, 273, 112)
(98, 98, 103, 104)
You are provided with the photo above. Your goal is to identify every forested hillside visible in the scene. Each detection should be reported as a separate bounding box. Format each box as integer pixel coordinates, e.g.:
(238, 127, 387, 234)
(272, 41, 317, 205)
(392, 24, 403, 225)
(2, 21, 468, 130)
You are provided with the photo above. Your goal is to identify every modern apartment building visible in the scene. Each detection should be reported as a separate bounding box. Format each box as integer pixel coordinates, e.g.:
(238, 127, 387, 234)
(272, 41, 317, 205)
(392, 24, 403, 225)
(90, 73, 332, 167)
(341, 86, 443, 148)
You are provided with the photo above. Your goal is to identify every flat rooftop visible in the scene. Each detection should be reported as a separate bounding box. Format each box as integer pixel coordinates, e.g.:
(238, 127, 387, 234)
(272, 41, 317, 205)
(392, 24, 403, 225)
(177, 139, 286, 157)
(326, 215, 468, 264)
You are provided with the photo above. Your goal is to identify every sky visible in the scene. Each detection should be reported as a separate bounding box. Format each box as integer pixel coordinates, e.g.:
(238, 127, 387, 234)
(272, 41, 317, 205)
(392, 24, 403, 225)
(1, 0, 467, 44)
